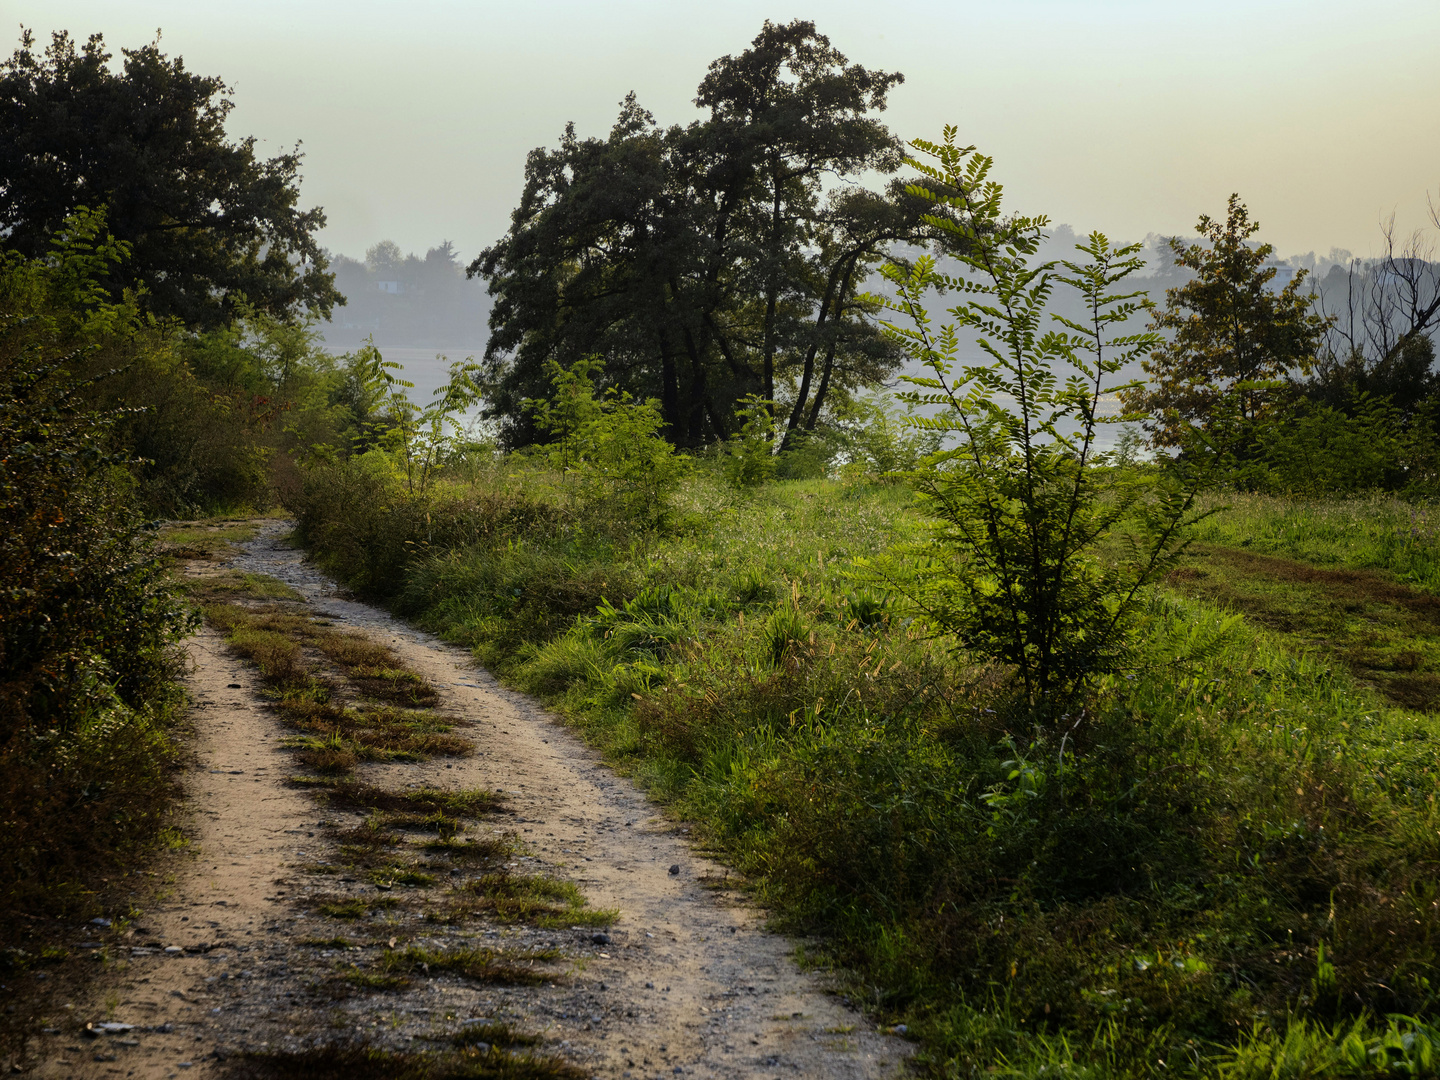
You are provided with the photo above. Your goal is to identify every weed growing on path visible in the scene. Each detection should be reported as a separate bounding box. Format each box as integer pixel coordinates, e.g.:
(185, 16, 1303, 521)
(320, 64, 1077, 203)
(225, 1044, 586, 1080)
(381, 944, 562, 986)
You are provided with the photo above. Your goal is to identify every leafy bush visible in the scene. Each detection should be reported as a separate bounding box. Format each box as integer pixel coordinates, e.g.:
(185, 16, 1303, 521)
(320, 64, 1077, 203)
(0, 211, 193, 912)
(826, 391, 943, 478)
(526, 357, 686, 529)
(1255, 392, 1403, 495)
(722, 395, 780, 488)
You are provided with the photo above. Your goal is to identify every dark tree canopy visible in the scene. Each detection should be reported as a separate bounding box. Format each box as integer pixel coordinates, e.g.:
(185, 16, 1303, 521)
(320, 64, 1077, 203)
(473, 20, 933, 448)
(0, 29, 340, 330)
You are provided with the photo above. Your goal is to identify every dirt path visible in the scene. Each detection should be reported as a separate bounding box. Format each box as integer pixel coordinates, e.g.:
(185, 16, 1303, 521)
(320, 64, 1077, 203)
(31, 522, 908, 1080)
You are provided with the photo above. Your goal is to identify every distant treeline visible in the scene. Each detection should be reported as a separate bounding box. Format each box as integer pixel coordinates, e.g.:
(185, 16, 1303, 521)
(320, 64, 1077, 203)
(321, 240, 490, 350)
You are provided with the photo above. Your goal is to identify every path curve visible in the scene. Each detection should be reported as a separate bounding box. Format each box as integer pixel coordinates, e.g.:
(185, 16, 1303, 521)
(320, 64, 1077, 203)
(33, 521, 909, 1080)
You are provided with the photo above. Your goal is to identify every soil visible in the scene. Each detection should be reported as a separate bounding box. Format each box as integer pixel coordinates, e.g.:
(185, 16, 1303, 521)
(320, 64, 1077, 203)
(26, 521, 909, 1080)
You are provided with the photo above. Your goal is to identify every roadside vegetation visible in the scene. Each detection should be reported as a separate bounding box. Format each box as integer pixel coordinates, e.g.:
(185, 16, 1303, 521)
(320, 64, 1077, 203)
(5, 15, 1440, 1080)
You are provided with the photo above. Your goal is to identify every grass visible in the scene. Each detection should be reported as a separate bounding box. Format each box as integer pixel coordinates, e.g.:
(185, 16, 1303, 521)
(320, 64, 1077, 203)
(224, 1045, 587, 1080)
(1191, 490, 1440, 591)
(322, 781, 506, 818)
(289, 458, 1440, 1078)
(200, 600, 471, 770)
(1170, 543, 1440, 710)
(380, 944, 563, 985)
(443, 872, 619, 929)
(156, 520, 263, 560)
(419, 836, 517, 860)
(314, 897, 375, 919)
(340, 970, 412, 992)
(186, 568, 304, 600)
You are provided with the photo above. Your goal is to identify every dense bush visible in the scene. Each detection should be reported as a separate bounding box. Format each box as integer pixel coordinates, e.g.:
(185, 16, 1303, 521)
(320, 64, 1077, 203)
(0, 213, 193, 912)
(525, 357, 686, 529)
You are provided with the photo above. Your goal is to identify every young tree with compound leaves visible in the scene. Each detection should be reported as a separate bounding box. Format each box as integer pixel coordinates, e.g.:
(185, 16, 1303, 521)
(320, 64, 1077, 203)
(863, 130, 1209, 714)
(0, 29, 340, 331)
(1119, 195, 1328, 450)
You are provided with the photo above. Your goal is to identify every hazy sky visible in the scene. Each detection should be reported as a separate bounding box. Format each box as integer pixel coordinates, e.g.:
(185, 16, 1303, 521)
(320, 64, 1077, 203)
(8, 0, 1440, 267)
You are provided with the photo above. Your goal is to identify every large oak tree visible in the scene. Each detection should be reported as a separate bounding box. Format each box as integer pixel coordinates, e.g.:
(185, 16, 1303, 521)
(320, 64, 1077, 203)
(0, 29, 340, 330)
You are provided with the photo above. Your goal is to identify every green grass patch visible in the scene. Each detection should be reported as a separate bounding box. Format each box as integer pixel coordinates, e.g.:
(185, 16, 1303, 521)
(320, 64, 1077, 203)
(450, 872, 618, 928)
(380, 945, 561, 986)
(420, 836, 516, 860)
(1171, 543, 1440, 710)
(325, 782, 506, 818)
(203, 601, 470, 771)
(229, 1045, 586, 1080)
(292, 463, 1440, 1076)
(340, 970, 412, 992)
(368, 866, 437, 889)
(1191, 490, 1440, 590)
(157, 521, 262, 560)
(187, 567, 303, 600)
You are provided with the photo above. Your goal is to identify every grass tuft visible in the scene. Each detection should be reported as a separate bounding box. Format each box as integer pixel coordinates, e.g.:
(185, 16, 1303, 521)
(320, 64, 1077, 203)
(380, 945, 562, 986)
(448, 872, 618, 928)
(226, 1045, 586, 1079)
(325, 782, 506, 817)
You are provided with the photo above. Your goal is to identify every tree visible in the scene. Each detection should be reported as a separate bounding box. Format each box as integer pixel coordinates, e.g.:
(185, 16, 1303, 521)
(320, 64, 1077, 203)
(1309, 198, 1440, 418)
(472, 21, 927, 448)
(1119, 195, 1328, 448)
(0, 29, 340, 331)
(864, 131, 1206, 713)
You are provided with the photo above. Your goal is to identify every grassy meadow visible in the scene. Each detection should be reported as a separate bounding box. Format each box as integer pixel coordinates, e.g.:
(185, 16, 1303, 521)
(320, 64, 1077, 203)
(288, 454, 1440, 1079)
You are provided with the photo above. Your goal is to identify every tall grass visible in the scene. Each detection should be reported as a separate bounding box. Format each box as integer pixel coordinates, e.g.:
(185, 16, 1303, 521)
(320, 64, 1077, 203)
(291, 456, 1440, 1077)
(1193, 491, 1440, 590)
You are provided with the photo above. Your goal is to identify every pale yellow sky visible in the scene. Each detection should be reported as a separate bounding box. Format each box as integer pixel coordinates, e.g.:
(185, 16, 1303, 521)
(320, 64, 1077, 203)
(7, 0, 1439, 264)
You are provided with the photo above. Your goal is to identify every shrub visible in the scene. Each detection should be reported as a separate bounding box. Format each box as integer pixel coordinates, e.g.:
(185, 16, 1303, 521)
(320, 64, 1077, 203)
(722, 395, 780, 488)
(1256, 392, 1403, 495)
(0, 210, 193, 913)
(526, 356, 686, 530)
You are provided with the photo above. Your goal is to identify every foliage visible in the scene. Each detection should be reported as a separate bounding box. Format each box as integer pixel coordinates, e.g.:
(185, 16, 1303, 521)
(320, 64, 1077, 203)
(722, 394, 780, 488)
(865, 131, 1206, 711)
(0, 28, 339, 330)
(0, 211, 193, 913)
(295, 452, 1440, 1078)
(825, 391, 944, 477)
(376, 355, 485, 495)
(472, 20, 926, 447)
(1119, 194, 1330, 451)
(1255, 391, 1404, 496)
(525, 357, 686, 529)
(1311, 194, 1440, 395)
(1309, 332, 1439, 420)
